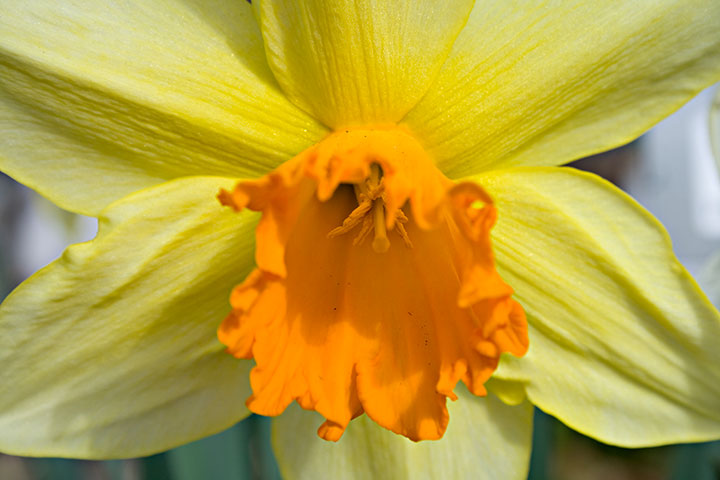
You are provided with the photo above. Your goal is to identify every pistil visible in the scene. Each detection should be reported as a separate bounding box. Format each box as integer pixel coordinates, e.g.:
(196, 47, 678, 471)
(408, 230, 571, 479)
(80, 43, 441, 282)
(371, 197, 390, 253)
(368, 164, 390, 253)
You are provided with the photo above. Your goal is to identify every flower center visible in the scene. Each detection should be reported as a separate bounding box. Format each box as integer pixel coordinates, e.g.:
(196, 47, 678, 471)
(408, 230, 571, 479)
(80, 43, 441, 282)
(217, 125, 528, 442)
(327, 163, 412, 253)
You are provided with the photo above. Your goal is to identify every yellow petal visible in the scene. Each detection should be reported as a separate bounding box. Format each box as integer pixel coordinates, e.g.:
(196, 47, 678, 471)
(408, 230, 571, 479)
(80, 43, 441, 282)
(404, 1, 720, 177)
(0, 177, 258, 458)
(479, 167, 720, 446)
(257, 0, 474, 128)
(0, 0, 326, 216)
(272, 387, 533, 480)
(485, 377, 527, 407)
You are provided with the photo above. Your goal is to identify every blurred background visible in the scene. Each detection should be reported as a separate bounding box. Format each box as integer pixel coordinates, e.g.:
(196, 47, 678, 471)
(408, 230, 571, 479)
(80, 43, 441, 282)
(1, 85, 719, 479)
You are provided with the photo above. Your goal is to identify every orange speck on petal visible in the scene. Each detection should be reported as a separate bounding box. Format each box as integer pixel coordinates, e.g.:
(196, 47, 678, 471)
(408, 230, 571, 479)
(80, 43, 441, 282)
(217, 125, 528, 442)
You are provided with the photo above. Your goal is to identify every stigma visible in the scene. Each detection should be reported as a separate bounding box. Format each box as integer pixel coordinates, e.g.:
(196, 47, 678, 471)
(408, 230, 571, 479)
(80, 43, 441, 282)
(217, 125, 528, 442)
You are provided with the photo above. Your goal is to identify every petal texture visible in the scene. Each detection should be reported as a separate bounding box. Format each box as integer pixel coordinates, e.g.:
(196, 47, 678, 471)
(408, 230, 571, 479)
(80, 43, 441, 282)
(480, 167, 720, 446)
(272, 388, 533, 480)
(0, 0, 326, 216)
(404, 0, 720, 177)
(258, 0, 474, 128)
(0, 177, 257, 458)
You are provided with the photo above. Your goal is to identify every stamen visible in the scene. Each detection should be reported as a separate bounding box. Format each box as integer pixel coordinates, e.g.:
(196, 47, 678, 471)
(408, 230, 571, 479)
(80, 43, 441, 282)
(327, 201, 372, 238)
(394, 210, 413, 248)
(353, 214, 374, 246)
(328, 163, 411, 252)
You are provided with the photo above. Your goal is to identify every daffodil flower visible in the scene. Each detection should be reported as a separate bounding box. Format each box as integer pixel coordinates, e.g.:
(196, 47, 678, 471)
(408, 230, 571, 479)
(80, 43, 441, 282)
(1, 1, 720, 478)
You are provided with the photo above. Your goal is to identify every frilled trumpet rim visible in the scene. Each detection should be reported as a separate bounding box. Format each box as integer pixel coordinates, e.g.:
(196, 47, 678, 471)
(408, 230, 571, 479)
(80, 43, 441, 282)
(217, 126, 528, 441)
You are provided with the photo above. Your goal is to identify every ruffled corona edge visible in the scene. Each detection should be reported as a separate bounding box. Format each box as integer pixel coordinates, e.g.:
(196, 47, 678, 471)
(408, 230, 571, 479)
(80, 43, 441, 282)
(217, 127, 528, 441)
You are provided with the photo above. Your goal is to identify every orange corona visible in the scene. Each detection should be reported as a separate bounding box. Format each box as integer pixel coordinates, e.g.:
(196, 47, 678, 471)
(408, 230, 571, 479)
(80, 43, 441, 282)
(217, 125, 528, 442)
